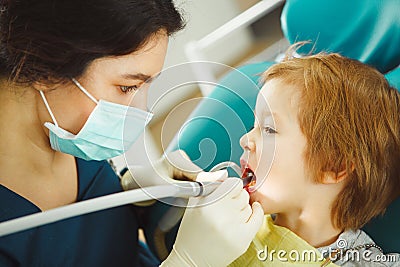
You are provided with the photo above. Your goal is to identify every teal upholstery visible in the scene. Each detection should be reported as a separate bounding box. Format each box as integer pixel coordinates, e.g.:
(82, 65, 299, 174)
(146, 0, 400, 257)
(386, 67, 400, 90)
(281, 0, 400, 74)
(364, 198, 400, 253)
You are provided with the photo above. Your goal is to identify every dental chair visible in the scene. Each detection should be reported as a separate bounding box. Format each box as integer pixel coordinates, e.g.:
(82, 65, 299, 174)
(144, 0, 400, 258)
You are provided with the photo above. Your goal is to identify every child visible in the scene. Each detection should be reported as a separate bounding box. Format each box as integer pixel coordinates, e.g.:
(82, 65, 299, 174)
(231, 50, 400, 266)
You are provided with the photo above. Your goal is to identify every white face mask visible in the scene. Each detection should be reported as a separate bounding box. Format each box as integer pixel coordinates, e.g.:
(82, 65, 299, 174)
(40, 78, 153, 161)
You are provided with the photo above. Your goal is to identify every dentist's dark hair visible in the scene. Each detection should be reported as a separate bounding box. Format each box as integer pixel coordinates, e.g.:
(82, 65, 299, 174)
(0, 0, 184, 85)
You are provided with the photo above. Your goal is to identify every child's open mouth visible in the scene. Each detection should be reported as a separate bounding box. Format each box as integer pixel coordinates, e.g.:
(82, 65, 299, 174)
(242, 166, 256, 193)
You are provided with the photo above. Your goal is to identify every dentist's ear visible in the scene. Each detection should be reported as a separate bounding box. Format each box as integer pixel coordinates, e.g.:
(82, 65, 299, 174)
(32, 82, 50, 93)
(32, 77, 71, 92)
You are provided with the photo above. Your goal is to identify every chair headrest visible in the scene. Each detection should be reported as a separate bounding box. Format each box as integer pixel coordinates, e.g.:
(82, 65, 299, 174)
(281, 0, 400, 73)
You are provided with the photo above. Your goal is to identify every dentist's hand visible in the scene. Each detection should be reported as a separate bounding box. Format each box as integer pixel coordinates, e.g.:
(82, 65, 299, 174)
(121, 150, 205, 191)
(161, 178, 265, 267)
(121, 149, 225, 206)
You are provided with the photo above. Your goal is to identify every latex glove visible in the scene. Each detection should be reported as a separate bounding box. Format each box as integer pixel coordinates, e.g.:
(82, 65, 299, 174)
(121, 150, 207, 190)
(121, 150, 225, 206)
(160, 178, 264, 267)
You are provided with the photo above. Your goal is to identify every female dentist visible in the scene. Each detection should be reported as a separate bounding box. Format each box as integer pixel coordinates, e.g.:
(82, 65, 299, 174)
(0, 0, 263, 266)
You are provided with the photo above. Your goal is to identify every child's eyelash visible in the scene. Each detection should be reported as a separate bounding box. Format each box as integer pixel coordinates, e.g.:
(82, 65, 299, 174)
(119, 85, 139, 93)
(263, 126, 277, 134)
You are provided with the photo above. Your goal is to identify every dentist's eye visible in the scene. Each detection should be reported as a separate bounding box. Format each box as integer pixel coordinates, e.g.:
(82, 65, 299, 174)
(119, 85, 139, 94)
(263, 126, 277, 134)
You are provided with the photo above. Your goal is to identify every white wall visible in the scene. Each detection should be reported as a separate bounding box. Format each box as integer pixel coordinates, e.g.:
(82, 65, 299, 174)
(164, 0, 254, 67)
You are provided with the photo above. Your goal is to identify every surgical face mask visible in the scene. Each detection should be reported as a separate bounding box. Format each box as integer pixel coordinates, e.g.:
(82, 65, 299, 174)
(39, 78, 153, 161)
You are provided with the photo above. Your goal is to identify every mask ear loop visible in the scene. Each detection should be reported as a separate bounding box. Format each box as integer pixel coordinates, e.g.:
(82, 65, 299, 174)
(71, 78, 98, 104)
(39, 90, 59, 127)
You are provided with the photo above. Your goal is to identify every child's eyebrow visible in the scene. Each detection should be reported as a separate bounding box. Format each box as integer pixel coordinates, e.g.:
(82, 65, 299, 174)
(263, 110, 278, 123)
(255, 110, 279, 125)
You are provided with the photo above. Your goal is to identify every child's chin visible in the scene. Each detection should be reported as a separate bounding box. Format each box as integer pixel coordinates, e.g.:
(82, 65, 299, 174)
(248, 191, 258, 204)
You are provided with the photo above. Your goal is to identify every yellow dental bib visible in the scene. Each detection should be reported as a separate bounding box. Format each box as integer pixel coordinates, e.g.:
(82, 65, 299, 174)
(229, 215, 339, 267)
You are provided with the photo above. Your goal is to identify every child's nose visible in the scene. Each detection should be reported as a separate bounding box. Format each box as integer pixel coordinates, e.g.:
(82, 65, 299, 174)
(240, 132, 255, 151)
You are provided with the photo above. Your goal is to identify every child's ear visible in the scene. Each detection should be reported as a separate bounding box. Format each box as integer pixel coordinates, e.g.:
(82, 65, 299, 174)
(322, 170, 347, 184)
(322, 163, 354, 184)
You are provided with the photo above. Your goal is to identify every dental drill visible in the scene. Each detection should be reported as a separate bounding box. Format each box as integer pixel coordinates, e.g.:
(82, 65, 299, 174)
(0, 181, 220, 237)
(0, 161, 250, 238)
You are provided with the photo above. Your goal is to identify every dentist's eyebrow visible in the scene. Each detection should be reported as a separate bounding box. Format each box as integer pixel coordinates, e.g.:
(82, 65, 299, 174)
(120, 72, 161, 83)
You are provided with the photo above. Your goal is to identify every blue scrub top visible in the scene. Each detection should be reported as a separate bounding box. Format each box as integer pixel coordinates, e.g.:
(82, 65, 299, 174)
(0, 158, 143, 266)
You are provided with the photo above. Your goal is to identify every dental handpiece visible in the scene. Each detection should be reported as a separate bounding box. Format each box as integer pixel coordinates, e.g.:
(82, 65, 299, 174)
(0, 161, 251, 237)
(210, 161, 254, 189)
(0, 181, 220, 237)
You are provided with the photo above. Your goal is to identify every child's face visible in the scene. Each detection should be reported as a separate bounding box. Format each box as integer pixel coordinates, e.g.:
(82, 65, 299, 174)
(239, 78, 313, 214)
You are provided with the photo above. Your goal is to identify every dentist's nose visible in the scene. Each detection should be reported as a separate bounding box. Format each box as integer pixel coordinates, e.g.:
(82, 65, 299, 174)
(129, 85, 149, 111)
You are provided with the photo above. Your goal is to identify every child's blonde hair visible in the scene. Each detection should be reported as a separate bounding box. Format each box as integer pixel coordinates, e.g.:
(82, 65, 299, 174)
(262, 50, 400, 230)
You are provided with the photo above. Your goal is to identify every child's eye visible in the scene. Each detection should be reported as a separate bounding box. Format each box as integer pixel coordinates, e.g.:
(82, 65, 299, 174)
(263, 126, 277, 134)
(119, 85, 139, 94)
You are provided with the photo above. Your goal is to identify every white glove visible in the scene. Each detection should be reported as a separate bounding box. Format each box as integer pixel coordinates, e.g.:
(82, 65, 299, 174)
(121, 150, 225, 206)
(160, 178, 265, 267)
(121, 150, 204, 190)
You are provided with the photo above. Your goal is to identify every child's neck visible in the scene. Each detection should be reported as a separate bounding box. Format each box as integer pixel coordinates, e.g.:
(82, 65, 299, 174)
(273, 210, 342, 248)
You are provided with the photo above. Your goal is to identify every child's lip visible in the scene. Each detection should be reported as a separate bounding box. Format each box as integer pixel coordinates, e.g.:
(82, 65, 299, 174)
(240, 159, 252, 173)
(239, 158, 256, 192)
